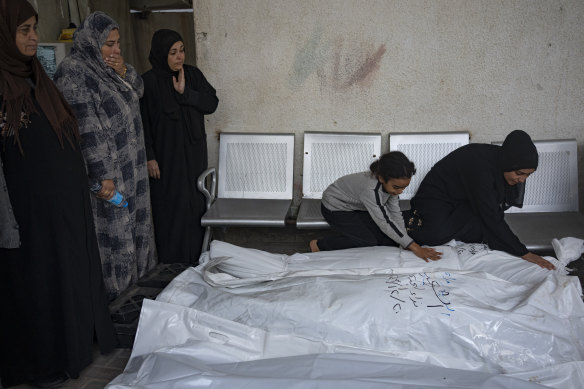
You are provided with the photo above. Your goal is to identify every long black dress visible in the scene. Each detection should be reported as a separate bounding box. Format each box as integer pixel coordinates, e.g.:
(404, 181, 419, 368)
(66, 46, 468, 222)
(141, 64, 218, 264)
(406, 143, 529, 257)
(0, 93, 116, 386)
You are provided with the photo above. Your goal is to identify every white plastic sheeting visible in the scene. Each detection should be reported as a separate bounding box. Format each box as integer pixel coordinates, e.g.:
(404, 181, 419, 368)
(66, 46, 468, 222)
(107, 238, 584, 389)
(109, 302, 550, 388)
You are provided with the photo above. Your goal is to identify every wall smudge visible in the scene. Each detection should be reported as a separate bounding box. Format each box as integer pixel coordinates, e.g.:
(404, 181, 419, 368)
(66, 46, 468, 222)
(320, 41, 387, 91)
(290, 29, 386, 92)
(342, 44, 387, 88)
(289, 27, 330, 87)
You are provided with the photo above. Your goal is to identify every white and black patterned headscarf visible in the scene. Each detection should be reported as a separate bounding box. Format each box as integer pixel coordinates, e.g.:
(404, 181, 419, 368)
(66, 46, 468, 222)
(69, 12, 128, 90)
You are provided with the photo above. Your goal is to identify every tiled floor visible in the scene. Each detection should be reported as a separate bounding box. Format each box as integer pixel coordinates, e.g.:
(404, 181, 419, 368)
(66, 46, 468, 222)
(0, 226, 316, 389)
(5, 347, 131, 389)
(58, 348, 131, 389)
(3, 225, 583, 388)
(2, 265, 190, 389)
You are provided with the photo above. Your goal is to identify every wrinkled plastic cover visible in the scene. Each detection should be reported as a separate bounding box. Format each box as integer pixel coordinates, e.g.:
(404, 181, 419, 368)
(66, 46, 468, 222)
(107, 238, 584, 389)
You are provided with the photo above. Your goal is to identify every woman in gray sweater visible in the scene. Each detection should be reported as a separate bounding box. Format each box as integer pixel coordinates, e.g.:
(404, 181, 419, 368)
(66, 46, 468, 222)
(310, 151, 442, 262)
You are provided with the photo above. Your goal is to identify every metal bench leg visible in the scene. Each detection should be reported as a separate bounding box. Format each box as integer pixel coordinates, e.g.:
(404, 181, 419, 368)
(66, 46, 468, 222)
(197, 167, 217, 255)
(202, 226, 212, 254)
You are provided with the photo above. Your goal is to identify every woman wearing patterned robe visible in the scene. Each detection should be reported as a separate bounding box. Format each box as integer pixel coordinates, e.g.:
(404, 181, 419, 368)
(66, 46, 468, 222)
(54, 11, 156, 300)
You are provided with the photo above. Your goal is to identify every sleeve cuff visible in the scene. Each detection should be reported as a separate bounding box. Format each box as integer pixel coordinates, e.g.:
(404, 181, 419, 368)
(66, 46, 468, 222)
(402, 239, 414, 249)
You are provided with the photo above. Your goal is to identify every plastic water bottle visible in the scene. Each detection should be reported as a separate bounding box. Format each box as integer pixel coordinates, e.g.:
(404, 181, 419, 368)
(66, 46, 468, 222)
(89, 182, 128, 208)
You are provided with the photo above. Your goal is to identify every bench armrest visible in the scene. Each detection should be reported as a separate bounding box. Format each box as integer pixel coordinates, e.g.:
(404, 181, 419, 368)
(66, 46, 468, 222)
(197, 167, 217, 211)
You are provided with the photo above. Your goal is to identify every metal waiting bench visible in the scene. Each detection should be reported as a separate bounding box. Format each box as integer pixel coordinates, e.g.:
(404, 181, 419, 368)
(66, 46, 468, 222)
(391, 134, 584, 253)
(197, 133, 295, 252)
(388, 131, 470, 204)
(296, 132, 382, 229)
(495, 139, 584, 253)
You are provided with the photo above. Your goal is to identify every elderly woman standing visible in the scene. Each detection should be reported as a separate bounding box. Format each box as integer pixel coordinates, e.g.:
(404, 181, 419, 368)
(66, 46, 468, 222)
(141, 29, 218, 263)
(0, 1, 115, 387)
(54, 12, 156, 300)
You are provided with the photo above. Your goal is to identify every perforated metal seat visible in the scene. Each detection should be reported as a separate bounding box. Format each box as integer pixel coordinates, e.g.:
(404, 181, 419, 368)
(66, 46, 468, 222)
(296, 132, 382, 229)
(389, 132, 470, 200)
(198, 133, 294, 252)
(497, 139, 579, 213)
(505, 212, 584, 253)
(296, 198, 327, 229)
(492, 138, 584, 253)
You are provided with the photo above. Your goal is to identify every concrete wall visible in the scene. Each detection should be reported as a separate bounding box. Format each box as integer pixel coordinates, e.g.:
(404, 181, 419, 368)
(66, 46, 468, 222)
(194, 0, 584, 209)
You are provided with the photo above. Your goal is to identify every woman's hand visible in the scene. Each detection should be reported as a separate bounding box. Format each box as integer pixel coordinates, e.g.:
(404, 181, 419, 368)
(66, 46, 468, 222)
(104, 53, 126, 77)
(97, 179, 115, 200)
(147, 160, 161, 179)
(522, 252, 556, 270)
(172, 67, 185, 94)
(408, 242, 442, 262)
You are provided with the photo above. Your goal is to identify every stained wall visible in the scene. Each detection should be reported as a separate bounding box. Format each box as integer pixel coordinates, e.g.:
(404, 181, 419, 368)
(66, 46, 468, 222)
(193, 0, 584, 209)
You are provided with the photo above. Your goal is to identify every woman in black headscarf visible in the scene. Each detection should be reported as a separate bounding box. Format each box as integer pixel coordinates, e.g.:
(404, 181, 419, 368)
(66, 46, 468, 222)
(0, 0, 115, 387)
(141, 29, 218, 264)
(405, 130, 555, 270)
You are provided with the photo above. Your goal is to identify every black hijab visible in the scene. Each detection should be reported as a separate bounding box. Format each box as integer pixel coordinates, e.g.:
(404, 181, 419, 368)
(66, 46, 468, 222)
(499, 130, 538, 209)
(501, 130, 539, 172)
(147, 29, 202, 142)
(149, 29, 182, 76)
(147, 29, 182, 117)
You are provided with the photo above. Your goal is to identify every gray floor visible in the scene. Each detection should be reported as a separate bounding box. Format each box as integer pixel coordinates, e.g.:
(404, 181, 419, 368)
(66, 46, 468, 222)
(5, 225, 583, 388)
(7, 348, 131, 389)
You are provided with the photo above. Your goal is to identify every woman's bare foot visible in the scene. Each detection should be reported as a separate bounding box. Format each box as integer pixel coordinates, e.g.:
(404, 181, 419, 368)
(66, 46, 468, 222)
(309, 240, 320, 252)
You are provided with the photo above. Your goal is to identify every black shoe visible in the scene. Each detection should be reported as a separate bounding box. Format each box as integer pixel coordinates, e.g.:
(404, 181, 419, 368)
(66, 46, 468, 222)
(32, 372, 69, 389)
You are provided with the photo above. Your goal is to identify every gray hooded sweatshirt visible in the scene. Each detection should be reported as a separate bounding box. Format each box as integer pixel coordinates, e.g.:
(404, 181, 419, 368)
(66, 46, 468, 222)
(321, 171, 413, 248)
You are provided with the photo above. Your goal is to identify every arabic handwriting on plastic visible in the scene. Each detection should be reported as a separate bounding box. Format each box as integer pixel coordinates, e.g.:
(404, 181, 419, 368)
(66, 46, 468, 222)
(456, 243, 488, 256)
(385, 272, 455, 315)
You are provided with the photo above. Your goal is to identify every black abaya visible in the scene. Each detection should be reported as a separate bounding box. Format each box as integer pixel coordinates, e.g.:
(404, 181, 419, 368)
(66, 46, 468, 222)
(141, 64, 218, 263)
(407, 143, 529, 257)
(0, 96, 116, 387)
